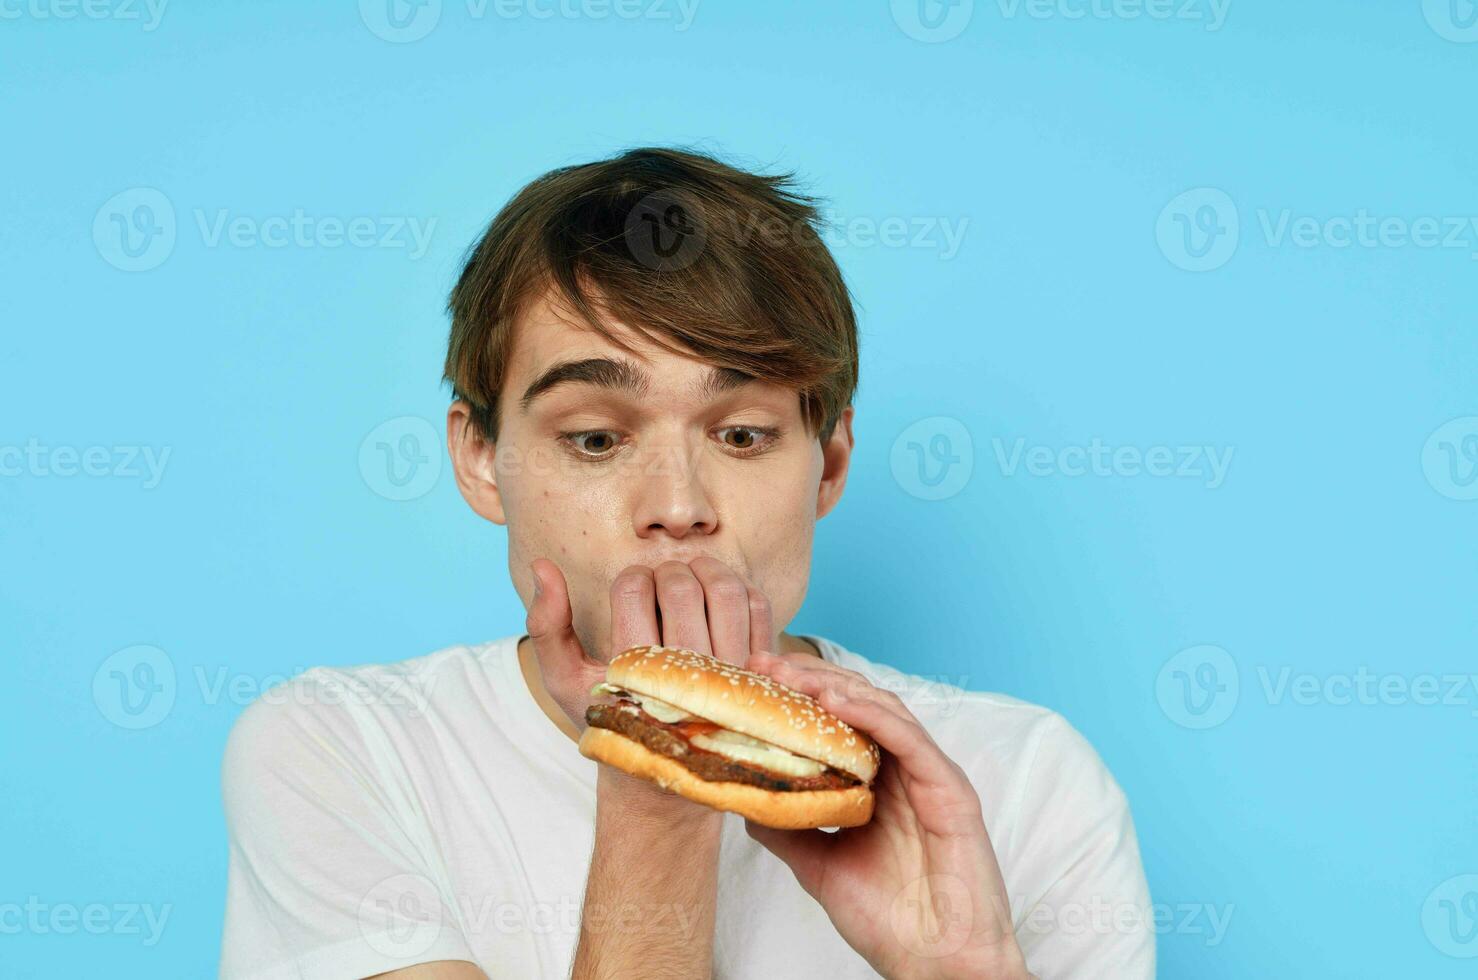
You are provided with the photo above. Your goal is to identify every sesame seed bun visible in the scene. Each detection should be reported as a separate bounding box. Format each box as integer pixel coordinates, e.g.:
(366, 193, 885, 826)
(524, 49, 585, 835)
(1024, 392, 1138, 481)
(602, 644, 880, 783)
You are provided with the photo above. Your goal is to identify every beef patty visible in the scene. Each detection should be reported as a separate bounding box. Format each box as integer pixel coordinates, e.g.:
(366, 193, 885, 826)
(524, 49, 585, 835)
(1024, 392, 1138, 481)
(585, 702, 863, 793)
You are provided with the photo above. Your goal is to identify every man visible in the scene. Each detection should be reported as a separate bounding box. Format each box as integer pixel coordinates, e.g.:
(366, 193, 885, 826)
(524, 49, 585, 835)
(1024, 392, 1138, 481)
(220, 147, 1153, 978)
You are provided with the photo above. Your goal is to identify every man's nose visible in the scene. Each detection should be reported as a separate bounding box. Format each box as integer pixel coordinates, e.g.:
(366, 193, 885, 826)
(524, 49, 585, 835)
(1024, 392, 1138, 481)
(630, 440, 718, 540)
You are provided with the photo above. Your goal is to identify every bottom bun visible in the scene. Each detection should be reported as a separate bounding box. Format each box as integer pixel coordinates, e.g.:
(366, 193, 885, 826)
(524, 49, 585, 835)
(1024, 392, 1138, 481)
(578, 726, 875, 830)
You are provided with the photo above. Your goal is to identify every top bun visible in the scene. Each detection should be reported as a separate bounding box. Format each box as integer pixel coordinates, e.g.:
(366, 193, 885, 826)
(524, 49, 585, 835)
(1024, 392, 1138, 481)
(604, 645, 880, 783)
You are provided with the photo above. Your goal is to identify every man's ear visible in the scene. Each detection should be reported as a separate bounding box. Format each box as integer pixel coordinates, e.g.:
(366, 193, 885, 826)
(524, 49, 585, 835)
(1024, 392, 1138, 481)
(816, 405, 854, 520)
(447, 401, 507, 526)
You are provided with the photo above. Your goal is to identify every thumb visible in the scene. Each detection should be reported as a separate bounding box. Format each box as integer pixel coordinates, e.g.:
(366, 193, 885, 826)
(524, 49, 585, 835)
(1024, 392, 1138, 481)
(525, 558, 594, 692)
(744, 820, 836, 897)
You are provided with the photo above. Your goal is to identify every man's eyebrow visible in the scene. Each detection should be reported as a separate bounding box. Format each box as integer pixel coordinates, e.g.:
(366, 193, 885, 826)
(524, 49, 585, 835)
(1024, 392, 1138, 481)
(520, 358, 649, 411)
(520, 360, 759, 411)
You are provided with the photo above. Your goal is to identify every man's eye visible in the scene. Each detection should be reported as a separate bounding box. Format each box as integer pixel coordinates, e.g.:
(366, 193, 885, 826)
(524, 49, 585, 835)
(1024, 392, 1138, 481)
(563, 431, 621, 457)
(717, 426, 778, 455)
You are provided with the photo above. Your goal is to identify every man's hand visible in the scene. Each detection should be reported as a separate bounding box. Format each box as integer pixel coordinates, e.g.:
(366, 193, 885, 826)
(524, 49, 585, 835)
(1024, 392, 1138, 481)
(525, 553, 774, 980)
(523, 554, 773, 735)
(742, 651, 1034, 980)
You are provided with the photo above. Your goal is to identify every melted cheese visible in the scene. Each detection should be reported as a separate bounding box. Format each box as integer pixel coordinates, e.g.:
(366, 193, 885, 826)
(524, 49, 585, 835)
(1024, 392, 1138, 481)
(591, 683, 826, 777)
(589, 682, 693, 723)
(689, 729, 825, 778)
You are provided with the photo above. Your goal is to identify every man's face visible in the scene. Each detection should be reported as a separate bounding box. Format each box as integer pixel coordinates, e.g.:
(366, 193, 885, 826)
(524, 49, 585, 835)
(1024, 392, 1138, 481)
(455, 289, 851, 660)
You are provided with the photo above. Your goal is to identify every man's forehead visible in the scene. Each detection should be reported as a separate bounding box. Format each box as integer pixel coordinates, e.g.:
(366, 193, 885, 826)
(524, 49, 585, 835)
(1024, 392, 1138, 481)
(504, 289, 795, 414)
(509, 289, 668, 371)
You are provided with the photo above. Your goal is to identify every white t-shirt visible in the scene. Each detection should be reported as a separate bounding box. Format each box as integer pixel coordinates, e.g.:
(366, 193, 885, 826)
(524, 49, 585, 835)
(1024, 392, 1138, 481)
(220, 634, 1154, 979)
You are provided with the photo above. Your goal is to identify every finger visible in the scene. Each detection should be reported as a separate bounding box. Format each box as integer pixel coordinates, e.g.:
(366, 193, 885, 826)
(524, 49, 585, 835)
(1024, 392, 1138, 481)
(609, 565, 660, 655)
(653, 560, 712, 656)
(688, 557, 749, 667)
(749, 656, 915, 726)
(808, 681, 969, 802)
(743, 819, 836, 899)
(525, 558, 593, 692)
(745, 585, 773, 664)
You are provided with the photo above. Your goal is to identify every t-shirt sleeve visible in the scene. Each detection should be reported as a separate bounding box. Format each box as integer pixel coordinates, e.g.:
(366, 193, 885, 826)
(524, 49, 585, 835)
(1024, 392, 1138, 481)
(219, 677, 479, 979)
(999, 712, 1156, 979)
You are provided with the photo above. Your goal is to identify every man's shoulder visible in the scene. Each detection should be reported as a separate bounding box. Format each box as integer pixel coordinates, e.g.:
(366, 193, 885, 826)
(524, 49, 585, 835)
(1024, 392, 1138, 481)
(813, 636, 1115, 798)
(221, 636, 517, 778)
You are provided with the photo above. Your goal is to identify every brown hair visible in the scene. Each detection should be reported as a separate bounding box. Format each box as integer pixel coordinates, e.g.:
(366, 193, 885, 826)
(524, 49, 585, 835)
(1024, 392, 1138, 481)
(444, 146, 859, 443)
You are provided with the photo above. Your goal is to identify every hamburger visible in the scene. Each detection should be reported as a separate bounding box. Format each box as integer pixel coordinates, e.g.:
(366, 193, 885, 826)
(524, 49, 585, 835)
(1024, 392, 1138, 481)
(577, 644, 879, 829)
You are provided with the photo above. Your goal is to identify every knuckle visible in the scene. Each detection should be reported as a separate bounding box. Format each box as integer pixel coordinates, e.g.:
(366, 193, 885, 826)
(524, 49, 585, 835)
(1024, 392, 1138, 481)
(609, 574, 651, 604)
(660, 578, 704, 604)
(706, 580, 749, 606)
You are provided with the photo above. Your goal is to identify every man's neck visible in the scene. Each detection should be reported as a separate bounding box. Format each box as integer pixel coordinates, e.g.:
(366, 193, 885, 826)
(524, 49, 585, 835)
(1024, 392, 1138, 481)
(517, 632, 822, 745)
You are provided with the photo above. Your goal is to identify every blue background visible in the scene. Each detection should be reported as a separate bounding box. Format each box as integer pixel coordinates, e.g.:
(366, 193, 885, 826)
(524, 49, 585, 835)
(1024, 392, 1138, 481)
(3, 1, 1476, 975)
